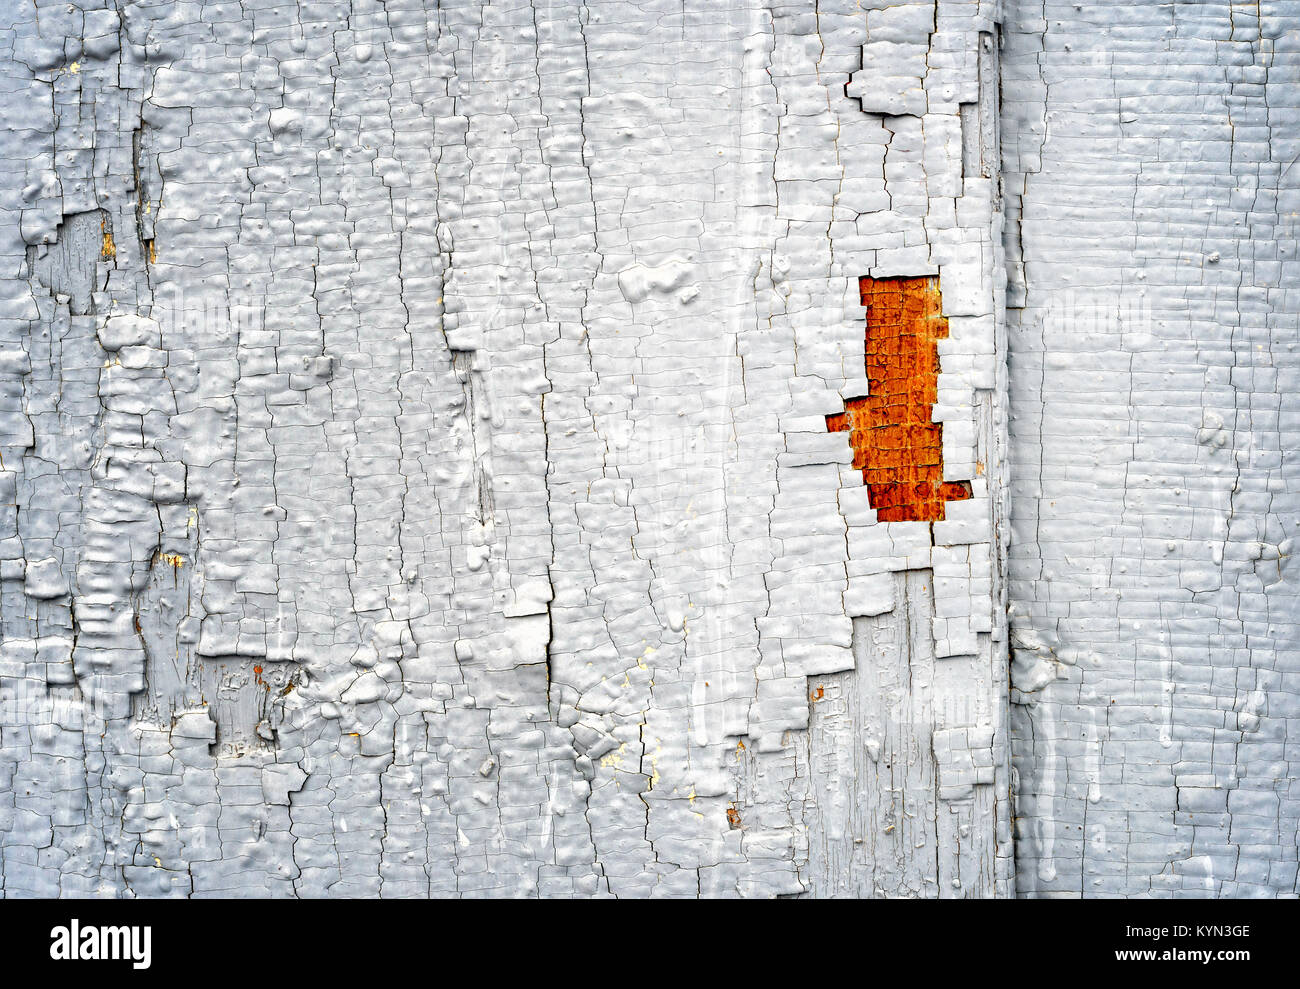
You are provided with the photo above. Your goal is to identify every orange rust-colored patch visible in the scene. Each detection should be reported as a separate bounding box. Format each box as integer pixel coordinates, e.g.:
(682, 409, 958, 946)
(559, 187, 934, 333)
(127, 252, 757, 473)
(726, 806, 742, 829)
(827, 276, 972, 522)
(100, 217, 116, 261)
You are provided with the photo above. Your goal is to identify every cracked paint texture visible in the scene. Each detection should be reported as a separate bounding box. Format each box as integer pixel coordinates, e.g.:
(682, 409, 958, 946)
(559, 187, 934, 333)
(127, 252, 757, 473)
(1004, 1, 1300, 896)
(2, 0, 1010, 898)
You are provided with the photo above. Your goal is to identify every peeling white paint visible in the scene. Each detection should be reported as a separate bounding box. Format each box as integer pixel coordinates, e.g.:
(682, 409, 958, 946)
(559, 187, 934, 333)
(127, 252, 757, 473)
(1, 0, 1290, 900)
